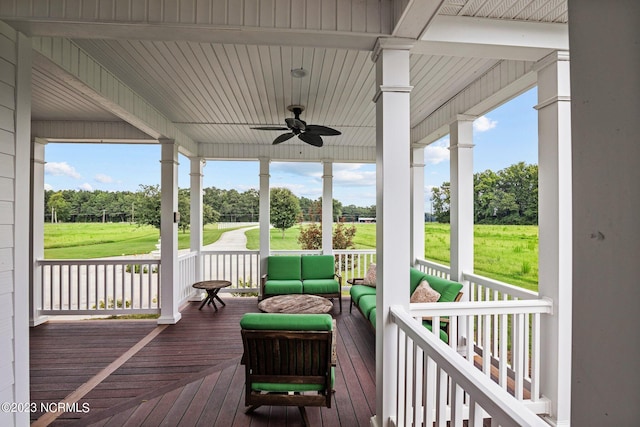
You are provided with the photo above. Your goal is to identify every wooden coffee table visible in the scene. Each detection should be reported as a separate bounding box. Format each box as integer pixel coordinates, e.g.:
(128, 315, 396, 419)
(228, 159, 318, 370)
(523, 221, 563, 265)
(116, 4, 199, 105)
(192, 280, 232, 311)
(258, 294, 333, 314)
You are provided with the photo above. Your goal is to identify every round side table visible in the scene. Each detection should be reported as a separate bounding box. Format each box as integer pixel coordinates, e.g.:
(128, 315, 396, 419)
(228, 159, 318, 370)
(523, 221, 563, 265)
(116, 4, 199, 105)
(192, 280, 232, 311)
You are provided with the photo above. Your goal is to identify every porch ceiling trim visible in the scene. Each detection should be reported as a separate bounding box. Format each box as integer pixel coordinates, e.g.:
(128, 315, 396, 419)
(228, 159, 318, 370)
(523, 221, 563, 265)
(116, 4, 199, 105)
(415, 16, 568, 61)
(198, 142, 375, 163)
(412, 59, 536, 146)
(31, 120, 156, 142)
(31, 36, 198, 156)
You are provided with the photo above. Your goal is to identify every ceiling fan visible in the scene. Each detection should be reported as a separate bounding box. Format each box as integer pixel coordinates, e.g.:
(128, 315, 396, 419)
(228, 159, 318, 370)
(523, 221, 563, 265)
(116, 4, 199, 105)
(251, 105, 341, 147)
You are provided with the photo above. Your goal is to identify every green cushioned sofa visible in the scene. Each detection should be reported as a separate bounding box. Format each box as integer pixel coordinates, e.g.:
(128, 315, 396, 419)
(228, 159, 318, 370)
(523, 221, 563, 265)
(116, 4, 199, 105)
(261, 255, 342, 312)
(349, 267, 463, 342)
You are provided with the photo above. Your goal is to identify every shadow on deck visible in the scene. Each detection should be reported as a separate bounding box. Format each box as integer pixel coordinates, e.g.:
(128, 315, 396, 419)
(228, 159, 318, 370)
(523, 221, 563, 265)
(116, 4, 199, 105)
(30, 296, 376, 426)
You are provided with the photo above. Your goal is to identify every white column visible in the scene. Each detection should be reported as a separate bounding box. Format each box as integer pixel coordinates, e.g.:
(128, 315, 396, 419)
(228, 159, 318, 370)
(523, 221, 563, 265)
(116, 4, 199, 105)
(259, 158, 270, 288)
(14, 31, 32, 427)
(322, 161, 333, 254)
(535, 51, 571, 425)
(30, 138, 47, 327)
(158, 139, 182, 324)
(449, 116, 475, 287)
(372, 37, 413, 427)
(410, 147, 425, 263)
(189, 157, 204, 299)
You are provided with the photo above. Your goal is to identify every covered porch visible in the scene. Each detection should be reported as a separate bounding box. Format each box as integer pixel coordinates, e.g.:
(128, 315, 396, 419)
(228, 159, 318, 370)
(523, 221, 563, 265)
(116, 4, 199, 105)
(7, 1, 635, 426)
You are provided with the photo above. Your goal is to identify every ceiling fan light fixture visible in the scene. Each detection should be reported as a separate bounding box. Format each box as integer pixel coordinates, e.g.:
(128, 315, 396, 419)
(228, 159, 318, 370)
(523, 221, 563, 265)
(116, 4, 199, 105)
(290, 67, 307, 78)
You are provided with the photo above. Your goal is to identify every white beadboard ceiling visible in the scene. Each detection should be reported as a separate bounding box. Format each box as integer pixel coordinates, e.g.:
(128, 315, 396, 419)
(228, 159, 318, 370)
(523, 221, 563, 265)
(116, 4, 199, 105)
(24, 0, 568, 153)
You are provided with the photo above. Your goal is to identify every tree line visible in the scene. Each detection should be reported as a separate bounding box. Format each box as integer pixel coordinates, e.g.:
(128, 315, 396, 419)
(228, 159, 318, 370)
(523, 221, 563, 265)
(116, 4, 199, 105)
(44, 185, 376, 230)
(431, 162, 538, 225)
(44, 161, 537, 228)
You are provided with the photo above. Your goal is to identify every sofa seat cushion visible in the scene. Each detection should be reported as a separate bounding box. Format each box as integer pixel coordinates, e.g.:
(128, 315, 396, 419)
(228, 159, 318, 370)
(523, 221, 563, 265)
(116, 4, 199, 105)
(358, 295, 377, 319)
(424, 275, 463, 302)
(301, 255, 336, 280)
(422, 320, 449, 342)
(303, 279, 339, 294)
(264, 280, 303, 295)
(350, 285, 377, 304)
(267, 255, 302, 280)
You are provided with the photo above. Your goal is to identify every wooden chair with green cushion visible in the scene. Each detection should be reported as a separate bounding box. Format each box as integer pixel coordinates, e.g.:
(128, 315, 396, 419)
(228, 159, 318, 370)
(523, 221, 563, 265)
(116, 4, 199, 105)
(240, 313, 335, 426)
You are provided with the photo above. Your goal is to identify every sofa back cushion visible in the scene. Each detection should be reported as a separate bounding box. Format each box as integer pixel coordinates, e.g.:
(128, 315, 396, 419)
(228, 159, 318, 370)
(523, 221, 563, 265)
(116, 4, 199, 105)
(408, 267, 463, 302)
(424, 275, 463, 302)
(301, 255, 335, 280)
(409, 267, 426, 294)
(267, 256, 301, 280)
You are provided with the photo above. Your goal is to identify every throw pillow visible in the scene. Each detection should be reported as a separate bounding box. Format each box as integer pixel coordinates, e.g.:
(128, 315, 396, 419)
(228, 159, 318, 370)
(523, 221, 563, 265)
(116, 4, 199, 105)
(410, 279, 441, 303)
(363, 263, 377, 287)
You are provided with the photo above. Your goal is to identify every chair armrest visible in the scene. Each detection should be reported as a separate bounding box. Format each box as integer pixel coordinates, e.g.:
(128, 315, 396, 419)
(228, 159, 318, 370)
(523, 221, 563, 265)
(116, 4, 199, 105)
(347, 277, 365, 285)
(334, 273, 342, 285)
(260, 274, 268, 299)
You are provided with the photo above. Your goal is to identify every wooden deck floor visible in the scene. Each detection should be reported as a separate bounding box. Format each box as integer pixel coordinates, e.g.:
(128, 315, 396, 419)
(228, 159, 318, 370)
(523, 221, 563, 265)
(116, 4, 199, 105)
(29, 297, 376, 427)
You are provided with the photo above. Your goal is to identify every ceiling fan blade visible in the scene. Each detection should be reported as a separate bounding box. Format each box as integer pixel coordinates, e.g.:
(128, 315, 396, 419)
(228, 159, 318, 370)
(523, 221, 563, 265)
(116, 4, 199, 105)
(285, 118, 306, 131)
(299, 132, 323, 147)
(272, 132, 295, 145)
(304, 125, 341, 136)
(252, 126, 290, 131)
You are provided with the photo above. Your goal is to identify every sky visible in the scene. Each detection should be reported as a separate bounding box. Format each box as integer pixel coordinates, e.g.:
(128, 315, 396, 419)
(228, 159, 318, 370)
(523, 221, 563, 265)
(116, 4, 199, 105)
(44, 87, 538, 209)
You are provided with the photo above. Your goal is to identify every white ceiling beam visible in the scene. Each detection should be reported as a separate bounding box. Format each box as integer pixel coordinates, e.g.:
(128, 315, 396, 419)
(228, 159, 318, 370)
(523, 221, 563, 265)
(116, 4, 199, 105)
(414, 15, 568, 61)
(392, 0, 445, 39)
(31, 121, 155, 142)
(8, 21, 384, 51)
(31, 36, 198, 156)
(198, 143, 375, 163)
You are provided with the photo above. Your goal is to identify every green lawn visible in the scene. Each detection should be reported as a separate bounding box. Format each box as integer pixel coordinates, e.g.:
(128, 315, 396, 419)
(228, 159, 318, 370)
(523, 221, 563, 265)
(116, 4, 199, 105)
(44, 223, 242, 259)
(45, 222, 538, 291)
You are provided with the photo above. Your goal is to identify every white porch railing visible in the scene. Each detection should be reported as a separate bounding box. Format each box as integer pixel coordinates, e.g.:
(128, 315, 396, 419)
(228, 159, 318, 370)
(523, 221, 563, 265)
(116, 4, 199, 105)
(409, 257, 554, 420)
(37, 258, 160, 315)
(178, 251, 198, 304)
(200, 250, 261, 294)
(390, 305, 549, 427)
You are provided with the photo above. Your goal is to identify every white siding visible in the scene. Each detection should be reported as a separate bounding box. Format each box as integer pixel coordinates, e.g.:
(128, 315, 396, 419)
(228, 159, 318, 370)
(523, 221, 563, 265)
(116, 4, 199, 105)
(0, 19, 16, 427)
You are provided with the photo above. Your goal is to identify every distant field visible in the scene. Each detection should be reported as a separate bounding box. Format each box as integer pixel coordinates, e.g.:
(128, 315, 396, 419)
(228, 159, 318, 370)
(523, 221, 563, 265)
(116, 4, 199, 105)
(44, 223, 240, 259)
(45, 222, 538, 291)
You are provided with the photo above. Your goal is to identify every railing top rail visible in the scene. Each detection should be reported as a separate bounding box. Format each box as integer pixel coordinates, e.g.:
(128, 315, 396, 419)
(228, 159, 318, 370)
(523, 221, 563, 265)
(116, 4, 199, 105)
(38, 258, 160, 265)
(333, 249, 376, 253)
(463, 271, 539, 299)
(200, 249, 260, 255)
(409, 298, 553, 317)
(415, 258, 451, 274)
(390, 305, 549, 427)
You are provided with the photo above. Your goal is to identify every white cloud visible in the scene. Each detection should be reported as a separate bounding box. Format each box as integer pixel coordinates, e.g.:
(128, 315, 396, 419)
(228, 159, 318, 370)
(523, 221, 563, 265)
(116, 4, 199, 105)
(474, 115, 498, 132)
(333, 164, 376, 188)
(44, 183, 53, 191)
(45, 162, 81, 179)
(78, 183, 93, 191)
(95, 173, 113, 184)
(424, 138, 450, 166)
